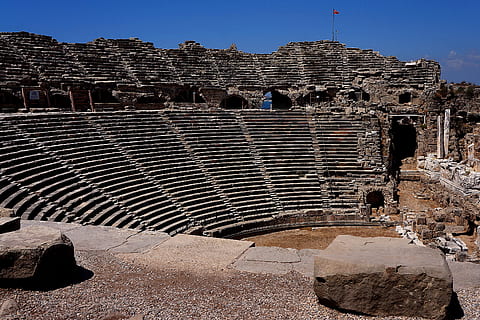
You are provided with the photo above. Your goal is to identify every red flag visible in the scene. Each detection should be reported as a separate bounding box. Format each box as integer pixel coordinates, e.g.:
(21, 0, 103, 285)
(333, 9, 340, 14)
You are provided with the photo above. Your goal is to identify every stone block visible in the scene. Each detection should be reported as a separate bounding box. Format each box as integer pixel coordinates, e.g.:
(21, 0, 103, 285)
(0, 226, 76, 286)
(314, 235, 452, 319)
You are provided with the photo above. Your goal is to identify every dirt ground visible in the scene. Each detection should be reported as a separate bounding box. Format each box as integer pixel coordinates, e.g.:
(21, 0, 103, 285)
(244, 226, 400, 250)
(245, 178, 479, 258)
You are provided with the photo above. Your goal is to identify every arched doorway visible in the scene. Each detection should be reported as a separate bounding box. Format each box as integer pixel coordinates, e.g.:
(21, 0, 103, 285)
(264, 91, 292, 110)
(390, 116, 417, 173)
(366, 191, 385, 208)
(220, 95, 248, 109)
(399, 92, 411, 104)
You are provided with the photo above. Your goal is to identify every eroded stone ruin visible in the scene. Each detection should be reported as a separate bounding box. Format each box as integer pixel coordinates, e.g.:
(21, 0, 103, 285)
(0, 32, 479, 246)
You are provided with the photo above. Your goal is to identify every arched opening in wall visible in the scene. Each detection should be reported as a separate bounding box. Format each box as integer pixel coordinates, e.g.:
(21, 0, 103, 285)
(220, 95, 248, 109)
(390, 116, 417, 173)
(366, 191, 385, 209)
(173, 89, 206, 103)
(271, 91, 292, 110)
(399, 92, 411, 104)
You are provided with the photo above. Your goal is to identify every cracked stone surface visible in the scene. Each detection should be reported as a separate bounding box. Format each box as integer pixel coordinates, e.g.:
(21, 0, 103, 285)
(21, 220, 169, 253)
(233, 246, 323, 276)
(118, 234, 254, 272)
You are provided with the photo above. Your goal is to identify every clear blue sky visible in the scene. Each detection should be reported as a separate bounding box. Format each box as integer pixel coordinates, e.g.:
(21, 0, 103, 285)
(1, 0, 479, 84)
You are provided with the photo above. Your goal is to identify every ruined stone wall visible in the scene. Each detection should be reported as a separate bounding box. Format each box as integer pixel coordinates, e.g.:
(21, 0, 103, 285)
(0, 32, 440, 110)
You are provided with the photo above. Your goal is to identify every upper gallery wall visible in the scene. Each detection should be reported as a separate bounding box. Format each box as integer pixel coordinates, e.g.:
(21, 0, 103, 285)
(0, 32, 440, 109)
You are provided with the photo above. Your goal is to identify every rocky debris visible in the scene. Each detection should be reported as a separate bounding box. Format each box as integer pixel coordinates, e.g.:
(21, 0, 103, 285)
(433, 236, 468, 256)
(395, 225, 425, 246)
(314, 235, 453, 319)
(0, 208, 14, 217)
(0, 298, 18, 317)
(0, 226, 76, 287)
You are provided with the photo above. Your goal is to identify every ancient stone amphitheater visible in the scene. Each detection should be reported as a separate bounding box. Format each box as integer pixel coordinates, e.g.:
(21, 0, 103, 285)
(1, 31, 479, 241)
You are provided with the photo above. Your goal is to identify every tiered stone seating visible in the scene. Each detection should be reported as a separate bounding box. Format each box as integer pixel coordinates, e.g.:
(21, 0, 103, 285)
(0, 37, 36, 85)
(105, 38, 176, 86)
(87, 112, 236, 231)
(210, 49, 265, 87)
(240, 111, 325, 212)
(314, 114, 381, 213)
(63, 41, 134, 84)
(0, 32, 83, 84)
(287, 41, 345, 86)
(165, 42, 219, 86)
(9, 114, 190, 234)
(0, 119, 138, 228)
(0, 32, 440, 95)
(0, 110, 388, 235)
(167, 111, 279, 227)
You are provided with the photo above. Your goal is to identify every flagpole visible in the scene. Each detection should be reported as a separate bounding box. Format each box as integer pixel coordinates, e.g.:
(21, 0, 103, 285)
(331, 9, 335, 41)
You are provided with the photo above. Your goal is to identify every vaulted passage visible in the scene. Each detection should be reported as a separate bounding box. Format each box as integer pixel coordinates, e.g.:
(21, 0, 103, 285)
(271, 91, 292, 110)
(366, 191, 384, 208)
(399, 92, 411, 104)
(390, 117, 417, 172)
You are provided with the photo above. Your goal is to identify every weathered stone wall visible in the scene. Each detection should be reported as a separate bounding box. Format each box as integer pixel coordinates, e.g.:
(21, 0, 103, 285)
(0, 32, 440, 111)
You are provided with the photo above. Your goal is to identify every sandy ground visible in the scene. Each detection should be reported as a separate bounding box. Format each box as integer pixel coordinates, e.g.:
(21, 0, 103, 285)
(244, 226, 400, 250)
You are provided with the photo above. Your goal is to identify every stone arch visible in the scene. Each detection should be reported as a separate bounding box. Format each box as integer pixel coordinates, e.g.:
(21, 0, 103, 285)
(220, 95, 248, 109)
(269, 90, 292, 110)
(366, 191, 385, 208)
(399, 92, 411, 104)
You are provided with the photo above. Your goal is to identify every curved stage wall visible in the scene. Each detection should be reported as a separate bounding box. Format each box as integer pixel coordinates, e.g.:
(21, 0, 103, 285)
(0, 110, 387, 237)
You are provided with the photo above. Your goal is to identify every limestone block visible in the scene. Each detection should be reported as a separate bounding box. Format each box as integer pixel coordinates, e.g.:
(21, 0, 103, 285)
(0, 226, 76, 285)
(314, 235, 452, 319)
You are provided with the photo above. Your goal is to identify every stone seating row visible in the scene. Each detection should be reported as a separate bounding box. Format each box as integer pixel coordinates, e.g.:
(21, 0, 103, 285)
(0, 111, 385, 235)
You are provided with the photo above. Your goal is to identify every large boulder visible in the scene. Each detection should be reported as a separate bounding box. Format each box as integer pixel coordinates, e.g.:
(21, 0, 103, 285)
(314, 235, 453, 319)
(0, 226, 76, 286)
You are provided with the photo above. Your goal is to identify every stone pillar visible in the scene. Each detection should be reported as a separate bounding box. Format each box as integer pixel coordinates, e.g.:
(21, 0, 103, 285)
(437, 115, 444, 158)
(443, 109, 450, 157)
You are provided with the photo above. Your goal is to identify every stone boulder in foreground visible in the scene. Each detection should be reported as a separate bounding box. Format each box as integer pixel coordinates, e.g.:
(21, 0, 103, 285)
(314, 235, 453, 319)
(0, 226, 76, 286)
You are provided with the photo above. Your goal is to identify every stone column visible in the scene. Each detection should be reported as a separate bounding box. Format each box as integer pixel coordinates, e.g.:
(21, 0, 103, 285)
(437, 115, 444, 158)
(443, 109, 450, 157)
